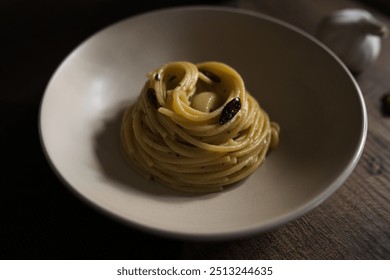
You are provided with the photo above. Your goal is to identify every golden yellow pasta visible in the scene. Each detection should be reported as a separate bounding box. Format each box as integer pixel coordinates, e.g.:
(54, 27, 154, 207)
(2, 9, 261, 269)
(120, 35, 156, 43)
(121, 61, 279, 193)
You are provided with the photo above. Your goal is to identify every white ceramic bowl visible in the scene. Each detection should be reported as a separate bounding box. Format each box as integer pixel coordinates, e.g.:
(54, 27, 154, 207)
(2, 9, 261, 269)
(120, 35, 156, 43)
(39, 6, 367, 240)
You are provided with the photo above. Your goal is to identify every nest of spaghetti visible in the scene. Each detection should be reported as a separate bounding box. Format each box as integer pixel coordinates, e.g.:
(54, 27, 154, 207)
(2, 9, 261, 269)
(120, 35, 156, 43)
(121, 61, 279, 193)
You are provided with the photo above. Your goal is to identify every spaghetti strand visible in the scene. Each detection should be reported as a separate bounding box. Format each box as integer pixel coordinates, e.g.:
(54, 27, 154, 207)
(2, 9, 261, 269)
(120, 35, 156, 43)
(120, 61, 279, 193)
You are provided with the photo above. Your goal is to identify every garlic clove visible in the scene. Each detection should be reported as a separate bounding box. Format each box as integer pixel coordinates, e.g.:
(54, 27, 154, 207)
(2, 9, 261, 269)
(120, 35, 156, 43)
(191, 91, 219, 112)
(316, 8, 388, 74)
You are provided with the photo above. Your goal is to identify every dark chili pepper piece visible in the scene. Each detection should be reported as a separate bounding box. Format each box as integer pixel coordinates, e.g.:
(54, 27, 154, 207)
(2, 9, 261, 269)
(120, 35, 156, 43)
(219, 97, 241, 125)
(146, 88, 159, 109)
(199, 69, 221, 83)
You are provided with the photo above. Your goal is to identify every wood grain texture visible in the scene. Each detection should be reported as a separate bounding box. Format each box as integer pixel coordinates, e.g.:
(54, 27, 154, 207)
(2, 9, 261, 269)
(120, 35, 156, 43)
(179, 0, 390, 260)
(1, 0, 389, 260)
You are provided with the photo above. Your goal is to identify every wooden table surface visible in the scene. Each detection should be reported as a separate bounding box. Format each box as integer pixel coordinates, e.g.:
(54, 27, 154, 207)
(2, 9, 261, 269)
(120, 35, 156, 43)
(1, 0, 389, 260)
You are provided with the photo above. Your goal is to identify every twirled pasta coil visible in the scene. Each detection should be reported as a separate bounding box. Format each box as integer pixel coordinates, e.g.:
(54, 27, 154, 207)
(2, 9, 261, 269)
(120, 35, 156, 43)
(121, 61, 279, 193)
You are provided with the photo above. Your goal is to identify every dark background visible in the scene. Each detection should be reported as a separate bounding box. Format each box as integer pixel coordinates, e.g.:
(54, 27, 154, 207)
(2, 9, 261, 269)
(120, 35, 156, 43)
(1, 0, 226, 259)
(2, 0, 390, 260)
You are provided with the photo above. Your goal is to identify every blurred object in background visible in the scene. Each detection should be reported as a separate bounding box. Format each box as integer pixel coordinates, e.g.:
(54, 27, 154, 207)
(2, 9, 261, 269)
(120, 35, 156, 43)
(238, 0, 390, 35)
(238, 0, 388, 74)
(316, 8, 387, 74)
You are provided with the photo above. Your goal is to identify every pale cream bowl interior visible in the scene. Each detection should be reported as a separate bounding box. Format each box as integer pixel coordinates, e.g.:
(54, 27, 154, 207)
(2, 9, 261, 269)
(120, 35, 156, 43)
(39, 7, 367, 240)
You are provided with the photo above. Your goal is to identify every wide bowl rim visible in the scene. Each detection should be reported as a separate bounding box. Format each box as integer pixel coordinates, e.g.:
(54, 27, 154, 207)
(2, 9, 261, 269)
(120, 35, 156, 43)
(38, 5, 367, 240)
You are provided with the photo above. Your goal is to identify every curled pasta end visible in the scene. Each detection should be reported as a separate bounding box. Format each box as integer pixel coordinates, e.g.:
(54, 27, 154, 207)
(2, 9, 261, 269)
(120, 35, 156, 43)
(121, 61, 280, 193)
